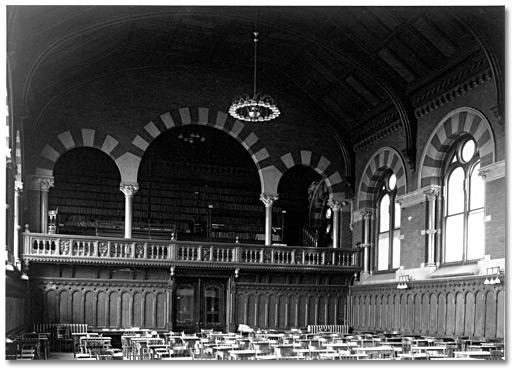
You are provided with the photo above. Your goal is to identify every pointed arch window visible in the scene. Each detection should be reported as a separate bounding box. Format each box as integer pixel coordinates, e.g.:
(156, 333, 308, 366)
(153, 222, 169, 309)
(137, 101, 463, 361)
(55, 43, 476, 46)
(443, 137, 485, 263)
(376, 173, 401, 271)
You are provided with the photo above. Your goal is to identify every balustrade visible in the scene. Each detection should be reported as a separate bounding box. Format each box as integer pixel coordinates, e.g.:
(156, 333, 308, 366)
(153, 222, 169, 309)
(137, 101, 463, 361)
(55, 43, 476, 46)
(22, 232, 361, 270)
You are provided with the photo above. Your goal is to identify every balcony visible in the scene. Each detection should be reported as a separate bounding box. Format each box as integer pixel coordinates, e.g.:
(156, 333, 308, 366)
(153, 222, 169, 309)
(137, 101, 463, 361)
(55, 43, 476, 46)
(22, 232, 362, 272)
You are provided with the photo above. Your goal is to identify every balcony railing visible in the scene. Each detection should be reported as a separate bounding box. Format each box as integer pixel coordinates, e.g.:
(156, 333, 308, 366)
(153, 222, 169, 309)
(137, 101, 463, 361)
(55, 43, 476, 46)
(22, 232, 361, 270)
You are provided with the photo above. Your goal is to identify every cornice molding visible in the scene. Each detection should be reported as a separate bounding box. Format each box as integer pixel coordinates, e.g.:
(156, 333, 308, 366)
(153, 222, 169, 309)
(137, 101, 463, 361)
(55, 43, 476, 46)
(395, 185, 441, 208)
(478, 160, 505, 182)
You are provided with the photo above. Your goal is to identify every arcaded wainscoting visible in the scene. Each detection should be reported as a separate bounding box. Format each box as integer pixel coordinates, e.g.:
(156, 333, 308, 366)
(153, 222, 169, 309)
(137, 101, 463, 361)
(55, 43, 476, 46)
(350, 276, 504, 338)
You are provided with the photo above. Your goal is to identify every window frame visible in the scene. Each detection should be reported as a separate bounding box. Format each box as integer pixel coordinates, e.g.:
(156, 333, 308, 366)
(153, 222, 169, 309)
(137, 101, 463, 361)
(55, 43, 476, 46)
(374, 172, 400, 272)
(442, 135, 484, 264)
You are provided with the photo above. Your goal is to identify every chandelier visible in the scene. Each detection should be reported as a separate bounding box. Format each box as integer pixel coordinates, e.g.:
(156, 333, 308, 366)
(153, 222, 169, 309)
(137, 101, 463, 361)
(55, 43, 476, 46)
(229, 31, 280, 122)
(177, 132, 205, 144)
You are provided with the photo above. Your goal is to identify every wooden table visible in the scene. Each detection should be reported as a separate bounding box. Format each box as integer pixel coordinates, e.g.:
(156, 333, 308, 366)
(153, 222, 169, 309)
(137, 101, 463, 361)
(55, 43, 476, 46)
(454, 351, 492, 359)
(411, 345, 447, 358)
(324, 342, 358, 352)
(229, 349, 257, 360)
(354, 345, 395, 359)
(215, 345, 238, 360)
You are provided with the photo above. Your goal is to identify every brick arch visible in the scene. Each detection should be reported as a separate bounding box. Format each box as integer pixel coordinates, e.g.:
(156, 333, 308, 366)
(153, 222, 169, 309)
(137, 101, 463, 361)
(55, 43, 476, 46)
(271, 150, 347, 201)
(129, 107, 273, 189)
(418, 107, 495, 188)
(35, 128, 123, 177)
(357, 147, 407, 210)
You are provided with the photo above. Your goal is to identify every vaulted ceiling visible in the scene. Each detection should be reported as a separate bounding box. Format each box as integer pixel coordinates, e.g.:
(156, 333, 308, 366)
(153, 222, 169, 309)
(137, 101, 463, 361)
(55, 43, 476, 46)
(6, 5, 504, 172)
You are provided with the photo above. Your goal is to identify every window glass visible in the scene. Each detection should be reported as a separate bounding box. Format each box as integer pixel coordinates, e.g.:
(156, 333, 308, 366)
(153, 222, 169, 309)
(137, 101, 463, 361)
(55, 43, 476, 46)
(394, 202, 401, 229)
(445, 214, 464, 262)
(461, 139, 476, 163)
(388, 174, 397, 190)
(447, 167, 465, 214)
(392, 229, 401, 269)
(377, 232, 389, 271)
(467, 209, 485, 260)
(379, 194, 390, 232)
(470, 163, 485, 210)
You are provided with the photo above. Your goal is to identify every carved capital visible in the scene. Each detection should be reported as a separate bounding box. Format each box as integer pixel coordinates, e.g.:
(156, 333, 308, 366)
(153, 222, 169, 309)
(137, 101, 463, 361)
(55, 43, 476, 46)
(260, 193, 279, 207)
(327, 199, 345, 212)
(360, 208, 374, 218)
(423, 186, 440, 200)
(478, 168, 490, 180)
(120, 183, 139, 197)
(490, 104, 505, 127)
(34, 177, 54, 192)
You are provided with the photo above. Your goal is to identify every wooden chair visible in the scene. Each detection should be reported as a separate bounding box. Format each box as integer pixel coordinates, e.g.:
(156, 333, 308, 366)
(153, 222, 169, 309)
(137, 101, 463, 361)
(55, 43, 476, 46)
(56, 325, 73, 352)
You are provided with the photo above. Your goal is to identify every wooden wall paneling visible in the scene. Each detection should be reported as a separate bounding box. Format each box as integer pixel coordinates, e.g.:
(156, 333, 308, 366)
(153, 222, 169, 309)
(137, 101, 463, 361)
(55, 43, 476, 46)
(446, 293, 456, 336)
(45, 290, 56, 323)
(399, 295, 407, 332)
(299, 295, 307, 328)
(259, 294, 267, 328)
(157, 293, 166, 328)
(438, 294, 446, 335)
(328, 296, 336, 325)
(392, 295, 400, 330)
(474, 291, 485, 337)
(369, 295, 375, 329)
(247, 294, 255, 327)
(289, 295, 297, 327)
(59, 290, 69, 323)
(122, 292, 131, 328)
(338, 296, 346, 325)
(236, 293, 245, 325)
(464, 292, 475, 337)
(429, 294, 438, 334)
(414, 294, 421, 332)
(496, 290, 505, 338)
(133, 293, 142, 328)
(406, 294, 414, 332)
(97, 292, 106, 327)
(144, 293, 154, 327)
(109, 292, 118, 327)
(279, 295, 288, 329)
(455, 292, 465, 336)
(421, 293, 429, 333)
(268, 294, 277, 328)
(485, 291, 496, 338)
(318, 296, 326, 325)
(85, 291, 95, 327)
(309, 296, 317, 326)
(351, 296, 358, 328)
(72, 290, 82, 323)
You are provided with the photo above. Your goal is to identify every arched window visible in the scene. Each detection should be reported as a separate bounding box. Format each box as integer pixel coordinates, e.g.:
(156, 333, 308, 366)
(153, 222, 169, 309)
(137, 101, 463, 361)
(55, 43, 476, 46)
(443, 136, 485, 263)
(376, 173, 401, 271)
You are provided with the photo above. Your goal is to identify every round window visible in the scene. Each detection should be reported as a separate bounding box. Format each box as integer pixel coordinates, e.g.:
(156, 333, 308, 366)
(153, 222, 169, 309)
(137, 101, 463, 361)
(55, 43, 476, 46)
(461, 139, 476, 163)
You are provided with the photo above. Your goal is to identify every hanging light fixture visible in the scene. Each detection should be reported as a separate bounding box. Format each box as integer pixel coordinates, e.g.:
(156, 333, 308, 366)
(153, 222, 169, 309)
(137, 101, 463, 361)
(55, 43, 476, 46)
(177, 132, 205, 144)
(229, 31, 280, 122)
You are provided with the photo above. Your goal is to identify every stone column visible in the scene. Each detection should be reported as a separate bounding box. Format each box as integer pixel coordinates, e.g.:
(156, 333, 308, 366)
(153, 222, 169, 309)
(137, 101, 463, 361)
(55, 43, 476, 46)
(34, 177, 54, 233)
(260, 193, 279, 245)
(327, 199, 345, 248)
(120, 183, 139, 239)
(360, 208, 373, 273)
(424, 186, 440, 266)
(13, 181, 23, 265)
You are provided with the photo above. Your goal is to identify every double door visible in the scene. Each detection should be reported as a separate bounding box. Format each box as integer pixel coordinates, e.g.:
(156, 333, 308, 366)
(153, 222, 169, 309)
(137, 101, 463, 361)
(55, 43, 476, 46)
(175, 277, 227, 332)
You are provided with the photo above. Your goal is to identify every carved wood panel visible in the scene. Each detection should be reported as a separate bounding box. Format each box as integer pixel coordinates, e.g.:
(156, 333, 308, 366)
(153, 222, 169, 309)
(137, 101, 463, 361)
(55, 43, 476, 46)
(350, 278, 505, 338)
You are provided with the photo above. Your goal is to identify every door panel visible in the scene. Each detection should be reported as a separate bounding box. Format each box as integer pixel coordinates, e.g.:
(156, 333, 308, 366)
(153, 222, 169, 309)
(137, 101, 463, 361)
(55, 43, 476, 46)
(175, 278, 226, 332)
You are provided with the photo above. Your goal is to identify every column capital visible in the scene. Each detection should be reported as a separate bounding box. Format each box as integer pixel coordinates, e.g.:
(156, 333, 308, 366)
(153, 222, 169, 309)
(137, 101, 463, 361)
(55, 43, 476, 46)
(360, 208, 374, 218)
(33, 176, 54, 192)
(260, 193, 279, 207)
(423, 186, 440, 200)
(327, 199, 346, 212)
(120, 183, 139, 197)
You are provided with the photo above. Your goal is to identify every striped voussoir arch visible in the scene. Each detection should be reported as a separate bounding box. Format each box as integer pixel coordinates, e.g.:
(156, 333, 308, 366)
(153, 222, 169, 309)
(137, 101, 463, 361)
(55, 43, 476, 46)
(277, 150, 345, 198)
(35, 128, 123, 177)
(130, 107, 272, 172)
(419, 108, 495, 188)
(357, 147, 407, 210)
